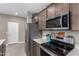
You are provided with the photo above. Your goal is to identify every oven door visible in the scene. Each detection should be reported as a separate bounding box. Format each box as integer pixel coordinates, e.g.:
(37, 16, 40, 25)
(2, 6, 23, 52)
(40, 48, 51, 56)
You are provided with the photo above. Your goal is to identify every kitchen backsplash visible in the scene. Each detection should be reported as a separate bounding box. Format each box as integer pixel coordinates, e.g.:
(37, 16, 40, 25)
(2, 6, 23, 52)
(42, 31, 79, 44)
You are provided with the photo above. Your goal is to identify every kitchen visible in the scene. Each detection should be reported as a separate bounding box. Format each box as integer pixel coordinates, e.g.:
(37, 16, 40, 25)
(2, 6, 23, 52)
(0, 3, 79, 56)
(31, 3, 79, 56)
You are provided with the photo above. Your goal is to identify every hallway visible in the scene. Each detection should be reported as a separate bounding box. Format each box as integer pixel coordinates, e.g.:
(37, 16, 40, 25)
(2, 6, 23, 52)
(6, 43, 26, 56)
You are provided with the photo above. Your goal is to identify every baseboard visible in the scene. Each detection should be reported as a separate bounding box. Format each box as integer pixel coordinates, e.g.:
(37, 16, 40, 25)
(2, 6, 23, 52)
(6, 41, 25, 46)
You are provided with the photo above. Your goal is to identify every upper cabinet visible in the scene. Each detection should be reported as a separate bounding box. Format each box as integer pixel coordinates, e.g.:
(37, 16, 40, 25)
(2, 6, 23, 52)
(38, 4, 70, 30)
(56, 3, 69, 15)
(75, 4, 79, 30)
(47, 4, 69, 19)
(70, 4, 79, 30)
(38, 10, 47, 30)
(70, 4, 76, 30)
(36, 3, 79, 31)
(47, 4, 56, 19)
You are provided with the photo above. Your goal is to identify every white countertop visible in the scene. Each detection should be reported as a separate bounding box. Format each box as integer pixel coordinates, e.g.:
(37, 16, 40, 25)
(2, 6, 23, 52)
(33, 38, 48, 44)
(0, 39, 6, 46)
(33, 38, 79, 56)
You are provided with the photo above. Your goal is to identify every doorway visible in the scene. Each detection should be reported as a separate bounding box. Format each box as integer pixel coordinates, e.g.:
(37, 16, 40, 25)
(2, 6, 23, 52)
(6, 22, 26, 56)
(8, 22, 19, 44)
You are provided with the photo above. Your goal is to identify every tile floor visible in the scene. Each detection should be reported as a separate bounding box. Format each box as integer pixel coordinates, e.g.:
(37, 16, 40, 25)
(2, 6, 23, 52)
(6, 43, 26, 56)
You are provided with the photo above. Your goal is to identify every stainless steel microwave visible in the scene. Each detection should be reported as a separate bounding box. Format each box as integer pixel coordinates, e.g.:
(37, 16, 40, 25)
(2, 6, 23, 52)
(46, 12, 70, 30)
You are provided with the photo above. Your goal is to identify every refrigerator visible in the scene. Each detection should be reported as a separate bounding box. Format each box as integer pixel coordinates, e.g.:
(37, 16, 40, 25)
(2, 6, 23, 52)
(25, 20, 42, 56)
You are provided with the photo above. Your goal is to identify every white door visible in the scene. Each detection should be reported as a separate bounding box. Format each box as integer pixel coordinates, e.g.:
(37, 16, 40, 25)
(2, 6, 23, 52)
(8, 22, 19, 44)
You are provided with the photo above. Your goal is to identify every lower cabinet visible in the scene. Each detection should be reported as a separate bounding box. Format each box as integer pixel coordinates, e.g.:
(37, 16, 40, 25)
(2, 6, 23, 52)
(0, 43, 6, 56)
(32, 41, 40, 56)
(0, 45, 3, 56)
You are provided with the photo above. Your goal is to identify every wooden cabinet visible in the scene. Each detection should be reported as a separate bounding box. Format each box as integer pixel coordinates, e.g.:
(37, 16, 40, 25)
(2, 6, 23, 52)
(2, 43, 6, 56)
(38, 10, 47, 30)
(37, 3, 79, 31)
(32, 41, 40, 56)
(70, 4, 79, 30)
(0, 45, 3, 56)
(47, 4, 69, 19)
(47, 4, 56, 19)
(56, 3, 69, 15)
(38, 13, 43, 30)
(0, 42, 6, 56)
(36, 3, 72, 30)
(70, 4, 76, 30)
(75, 4, 79, 30)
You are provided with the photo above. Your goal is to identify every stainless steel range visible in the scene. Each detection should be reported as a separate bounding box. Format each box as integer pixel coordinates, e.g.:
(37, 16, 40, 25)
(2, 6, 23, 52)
(41, 39, 75, 56)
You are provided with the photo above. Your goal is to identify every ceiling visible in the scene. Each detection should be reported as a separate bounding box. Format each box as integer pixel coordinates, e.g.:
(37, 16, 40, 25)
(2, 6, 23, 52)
(0, 3, 50, 18)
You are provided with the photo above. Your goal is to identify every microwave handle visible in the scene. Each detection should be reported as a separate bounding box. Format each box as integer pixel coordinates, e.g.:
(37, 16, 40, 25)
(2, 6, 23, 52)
(60, 16, 62, 27)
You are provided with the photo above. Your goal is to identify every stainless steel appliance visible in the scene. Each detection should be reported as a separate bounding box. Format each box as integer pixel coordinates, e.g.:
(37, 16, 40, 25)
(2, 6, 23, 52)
(25, 22, 42, 56)
(41, 39, 75, 56)
(46, 12, 70, 30)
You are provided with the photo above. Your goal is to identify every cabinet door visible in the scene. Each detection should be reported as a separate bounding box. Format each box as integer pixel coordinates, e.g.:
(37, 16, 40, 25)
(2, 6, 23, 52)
(47, 4, 56, 19)
(38, 14, 42, 30)
(0, 46, 2, 56)
(0, 44, 6, 56)
(70, 4, 79, 30)
(32, 41, 40, 56)
(56, 3, 69, 15)
(2, 43, 6, 56)
(75, 4, 79, 30)
(70, 4, 76, 30)
(38, 10, 46, 30)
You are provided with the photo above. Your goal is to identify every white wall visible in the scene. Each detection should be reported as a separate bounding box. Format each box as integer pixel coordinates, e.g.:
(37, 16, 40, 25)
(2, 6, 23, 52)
(0, 14, 26, 42)
(42, 31, 79, 44)
(26, 12, 32, 23)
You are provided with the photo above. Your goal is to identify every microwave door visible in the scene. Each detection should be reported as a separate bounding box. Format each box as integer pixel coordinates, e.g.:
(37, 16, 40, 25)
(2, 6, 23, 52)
(60, 16, 62, 27)
(56, 18, 61, 28)
(46, 16, 61, 28)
